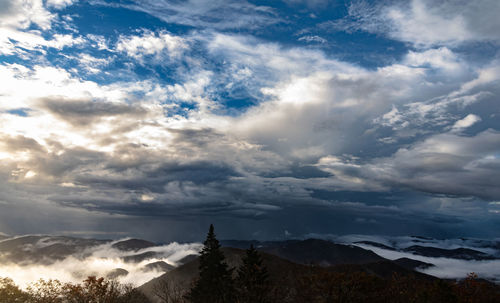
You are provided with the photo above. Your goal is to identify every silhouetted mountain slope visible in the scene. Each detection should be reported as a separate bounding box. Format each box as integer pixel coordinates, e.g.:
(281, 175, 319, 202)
(111, 239, 156, 251)
(330, 261, 436, 281)
(222, 239, 386, 266)
(106, 268, 129, 279)
(143, 261, 174, 272)
(258, 239, 385, 266)
(402, 245, 495, 260)
(139, 247, 308, 302)
(139, 245, 441, 303)
(393, 257, 434, 270)
(177, 254, 198, 265)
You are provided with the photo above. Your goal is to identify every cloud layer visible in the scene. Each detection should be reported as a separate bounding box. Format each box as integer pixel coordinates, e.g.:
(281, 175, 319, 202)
(0, 0, 499, 240)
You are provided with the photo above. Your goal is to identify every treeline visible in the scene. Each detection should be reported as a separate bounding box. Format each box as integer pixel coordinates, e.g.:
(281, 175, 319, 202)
(0, 276, 148, 303)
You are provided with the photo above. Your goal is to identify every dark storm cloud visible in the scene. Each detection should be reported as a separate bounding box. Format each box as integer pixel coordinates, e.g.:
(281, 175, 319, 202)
(336, 130, 500, 201)
(39, 97, 147, 126)
(75, 161, 240, 192)
(260, 164, 332, 179)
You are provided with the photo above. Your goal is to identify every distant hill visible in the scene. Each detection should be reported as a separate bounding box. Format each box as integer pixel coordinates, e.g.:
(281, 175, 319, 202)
(0, 235, 109, 264)
(223, 238, 385, 266)
(354, 239, 498, 261)
(111, 239, 156, 251)
(393, 257, 434, 271)
(402, 245, 495, 260)
(259, 238, 385, 266)
(0, 235, 163, 265)
(143, 261, 175, 273)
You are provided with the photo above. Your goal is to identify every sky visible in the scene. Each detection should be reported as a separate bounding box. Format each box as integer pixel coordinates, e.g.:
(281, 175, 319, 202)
(0, 0, 499, 242)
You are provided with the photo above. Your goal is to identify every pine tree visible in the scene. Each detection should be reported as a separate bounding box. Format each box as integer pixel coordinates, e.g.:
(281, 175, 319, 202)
(188, 224, 235, 303)
(236, 244, 270, 303)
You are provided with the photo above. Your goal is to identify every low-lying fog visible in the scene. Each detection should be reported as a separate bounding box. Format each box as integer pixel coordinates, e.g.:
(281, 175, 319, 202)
(1, 234, 498, 288)
(0, 238, 202, 289)
(341, 235, 500, 282)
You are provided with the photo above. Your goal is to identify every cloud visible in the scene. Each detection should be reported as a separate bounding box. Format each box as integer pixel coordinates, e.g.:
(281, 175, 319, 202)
(39, 98, 148, 127)
(0, 0, 499, 240)
(298, 35, 327, 43)
(46, 0, 77, 9)
(99, 0, 279, 30)
(318, 129, 500, 201)
(452, 114, 481, 131)
(333, 0, 500, 47)
(351, 236, 500, 281)
(116, 30, 188, 62)
(0, 0, 84, 56)
(0, 0, 53, 30)
(0, 238, 202, 289)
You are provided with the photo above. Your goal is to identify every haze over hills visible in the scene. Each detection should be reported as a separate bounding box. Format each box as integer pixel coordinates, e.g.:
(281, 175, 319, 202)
(0, 235, 202, 288)
(0, 234, 499, 290)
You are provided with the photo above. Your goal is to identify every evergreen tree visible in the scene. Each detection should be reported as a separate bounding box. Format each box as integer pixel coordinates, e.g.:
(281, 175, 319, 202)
(188, 224, 235, 303)
(236, 245, 270, 303)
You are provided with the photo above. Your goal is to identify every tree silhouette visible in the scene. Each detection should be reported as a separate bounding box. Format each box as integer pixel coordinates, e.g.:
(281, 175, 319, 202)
(236, 244, 270, 303)
(187, 224, 235, 303)
(0, 277, 30, 303)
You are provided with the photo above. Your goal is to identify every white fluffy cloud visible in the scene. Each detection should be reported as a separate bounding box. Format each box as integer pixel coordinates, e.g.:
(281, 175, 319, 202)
(117, 30, 188, 62)
(0, 0, 83, 55)
(46, 0, 77, 9)
(452, 114, 481, 131)
(0, 0, 54, 30)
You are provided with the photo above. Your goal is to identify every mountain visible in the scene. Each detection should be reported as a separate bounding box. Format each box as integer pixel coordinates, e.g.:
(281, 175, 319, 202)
(392, 257, 434, 271)
(138, 245, 437, 302)
(0, 235, 171, 266)
(0, 235, 109, 264)
(106, 268, 129, 279)
(138, 247, 310, 302)
(223, 238, 385, 266)
(354, 239, 498, 261)
(402, 245, 495, 260)
(111, 239, 156, 251)
(143, 261, 175, 273)
(330, 260, 436, 281)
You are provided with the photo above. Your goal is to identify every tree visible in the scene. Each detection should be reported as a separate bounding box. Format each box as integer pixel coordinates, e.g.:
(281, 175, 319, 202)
(187, 224, 235, 303)
(62, 276, 121, 303)
(236, 244, 270, 303)
(153, 279, 185, 303)
(27, 279, 64, 303)
(0, 277, 30, 303)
